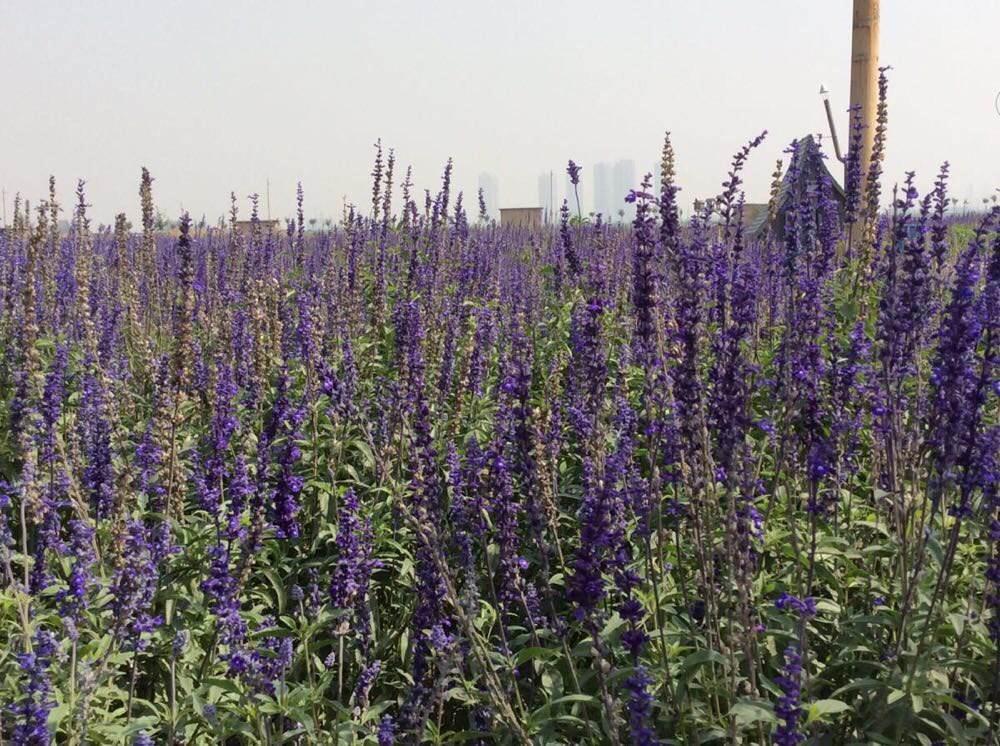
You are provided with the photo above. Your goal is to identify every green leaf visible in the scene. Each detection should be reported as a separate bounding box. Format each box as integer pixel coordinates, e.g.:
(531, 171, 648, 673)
(815, 599, 841, 615)
(887, 688, 906, 705)
(262, 568, 287, 614)
(527, 694, 598, 729)
(680, 648, 728, 673)
(513, 646, 558, 666)
(831, 677, 885, 697)
(806, 699, 850, 723)
(729, 699, 777, 726)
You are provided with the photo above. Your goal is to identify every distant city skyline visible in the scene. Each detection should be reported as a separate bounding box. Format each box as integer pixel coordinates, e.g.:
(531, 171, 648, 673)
(2, 1, 997, 225)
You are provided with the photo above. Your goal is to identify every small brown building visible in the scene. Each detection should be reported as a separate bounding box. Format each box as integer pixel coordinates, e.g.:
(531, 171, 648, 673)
(500, 207, 543, 228)
(234, 219, 282, 235)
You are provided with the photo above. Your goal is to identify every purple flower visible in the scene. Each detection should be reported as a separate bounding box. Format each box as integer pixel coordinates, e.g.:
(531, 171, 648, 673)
(57, 519, 96, 637)
(559, 200, 579, 279)
(8, 630, 58, 745)
(448, 439, 486, 613)
(843, 105, 864, 226)
(0, 482, 13, 554)
(624, 666, 660, 746)
(225, 454, 253, 543)
(172, 629, 188, 658)
(200, 542, 245, 662)
(195, 358, 239, 520)
(631, 172, 659, 364)
(566, 159, 581, 187)
(929, 162, 951, 268)
(135, 359, 175, 563)
(31, 344, 71, 594)
(399, 302, 454, 737)
(567, 445, 627, 625)
(330, 488, 378, 649)
(925, 210, 998, 513)
(109, 520, 162, 651)
(775, 592, 817, 619)
(266, 371, 306, 539)
(488, 328, 542, 627)
(80, 367, 115, 520)
(377, 714, 396, 746)
(466, 309, 494, 397)
(352, 660, 381, 714)
(773, 646, 806, 745)
(566, 284, 608, 441)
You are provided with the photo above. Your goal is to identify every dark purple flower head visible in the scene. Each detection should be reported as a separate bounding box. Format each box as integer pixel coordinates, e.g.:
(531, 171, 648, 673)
(775, 592, 817, 619)
(377, 714, 396, 746)
(843, 105, 864, 225)
(200, 542, 245, 664)
(624, 666, 660, 746)
(567, 430, 629, 625)
(80, 366, 115, 520)
(352, 660, 381, 714)
(9, 629, 58, 745)
(266, 370, 306, 539)
(225, 454, 252, 543)
(0, 481, 13, 551)
(559, 200, 580, 278)
(631, 172, 659, 364)
(773, 645, 806, 745)
(330, 488, 378, 648)
(195, 358, 239, 518)
(621, 625, 649, 661)
(567, 160, 581, 186)
(56, 519, 96, 635)
(109, 520, 162, 651)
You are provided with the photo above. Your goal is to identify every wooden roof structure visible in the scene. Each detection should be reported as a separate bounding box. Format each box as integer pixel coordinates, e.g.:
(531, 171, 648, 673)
(747, 135, 846, 241)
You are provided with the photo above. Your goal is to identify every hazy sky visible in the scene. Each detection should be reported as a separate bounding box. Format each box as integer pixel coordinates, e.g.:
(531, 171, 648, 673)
(2, 0, 998, 225)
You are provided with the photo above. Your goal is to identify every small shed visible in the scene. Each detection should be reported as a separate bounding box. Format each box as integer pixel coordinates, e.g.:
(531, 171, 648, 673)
(500, 207, 543, 228)
(234, 219, 282, 235)
(747, 135, 845, 241)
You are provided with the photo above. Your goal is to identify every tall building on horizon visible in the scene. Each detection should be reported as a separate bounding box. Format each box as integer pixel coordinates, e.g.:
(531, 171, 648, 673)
(593, 162, 614, 220)
(537, 171, 556, 223)
(477, 172, 499, 220)
(591, 159, 639, 223)
(613, 159, 637, 223)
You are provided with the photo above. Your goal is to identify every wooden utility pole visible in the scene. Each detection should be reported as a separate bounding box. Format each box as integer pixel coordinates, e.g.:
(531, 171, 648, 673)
(849, 0, 880, 182)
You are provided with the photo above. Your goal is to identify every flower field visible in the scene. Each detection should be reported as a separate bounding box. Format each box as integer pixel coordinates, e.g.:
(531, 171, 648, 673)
(1, 77, 998, 744)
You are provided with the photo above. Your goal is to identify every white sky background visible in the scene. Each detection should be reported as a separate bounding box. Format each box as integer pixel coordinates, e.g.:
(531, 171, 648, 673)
(2, 0, 998, 226)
